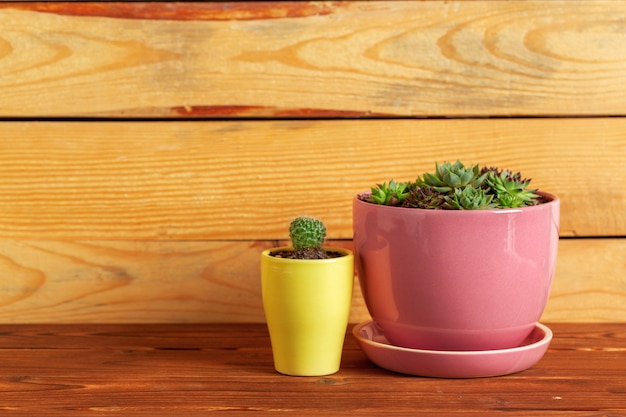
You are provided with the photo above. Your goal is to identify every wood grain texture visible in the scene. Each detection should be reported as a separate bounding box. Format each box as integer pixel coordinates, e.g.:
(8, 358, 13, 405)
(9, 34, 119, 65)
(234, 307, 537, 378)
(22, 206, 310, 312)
(1, 0, 624, 328)
(1, 1, 625, 117)
(0, 238, 623, 323)
(1, 118, 624, 240)
(547, 239, 626, 323)
(0, 323, 624, 415)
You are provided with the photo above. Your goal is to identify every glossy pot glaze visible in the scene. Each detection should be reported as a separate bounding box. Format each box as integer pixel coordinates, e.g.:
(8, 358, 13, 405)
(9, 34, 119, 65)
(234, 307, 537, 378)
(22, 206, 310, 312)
(261, 247, 354, 376)
(353, 192, 559, 351)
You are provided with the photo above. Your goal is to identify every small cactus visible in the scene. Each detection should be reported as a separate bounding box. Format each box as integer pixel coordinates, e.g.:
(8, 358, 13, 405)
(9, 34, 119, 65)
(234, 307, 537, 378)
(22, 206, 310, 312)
(270, 217, 338, 259)
(289, 217, 326, 251)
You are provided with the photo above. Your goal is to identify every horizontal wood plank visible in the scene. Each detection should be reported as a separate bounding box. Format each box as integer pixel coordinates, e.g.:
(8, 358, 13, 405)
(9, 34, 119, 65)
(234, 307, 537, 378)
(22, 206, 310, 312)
(1, 1, 625, 117)
(547, 238, 626, 323)
(1, 118, 624, 240)
(0, 323, 624, 415)
(0, 238, 623, 323)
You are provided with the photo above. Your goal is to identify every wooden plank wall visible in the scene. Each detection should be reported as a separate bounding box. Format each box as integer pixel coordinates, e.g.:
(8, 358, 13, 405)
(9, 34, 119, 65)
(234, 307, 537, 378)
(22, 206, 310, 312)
(0, 1, 624, 323)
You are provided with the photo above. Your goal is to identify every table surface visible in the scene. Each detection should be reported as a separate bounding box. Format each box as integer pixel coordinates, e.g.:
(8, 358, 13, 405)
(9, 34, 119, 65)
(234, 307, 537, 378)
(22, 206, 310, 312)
(0, 323, 624, 416)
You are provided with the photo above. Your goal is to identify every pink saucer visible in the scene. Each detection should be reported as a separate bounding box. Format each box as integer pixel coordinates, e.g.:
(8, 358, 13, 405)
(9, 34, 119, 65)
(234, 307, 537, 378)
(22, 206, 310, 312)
(353, 321, 552, 378)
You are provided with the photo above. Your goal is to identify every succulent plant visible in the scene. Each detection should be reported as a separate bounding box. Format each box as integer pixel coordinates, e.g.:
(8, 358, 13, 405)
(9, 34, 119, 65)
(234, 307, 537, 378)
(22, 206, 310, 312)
(403, 186, 446, 209)
(289, 217, 326, 251)
(482, 167, 539, 208)
(443, 186, 495, 210)
(365, 161, 541, 210)
(367, 180, 409, 206)
(421, 161, 487, 193)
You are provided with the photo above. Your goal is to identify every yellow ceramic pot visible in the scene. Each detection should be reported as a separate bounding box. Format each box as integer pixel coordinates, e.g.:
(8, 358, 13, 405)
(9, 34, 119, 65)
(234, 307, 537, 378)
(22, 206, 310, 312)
(261, 247, 354, 376)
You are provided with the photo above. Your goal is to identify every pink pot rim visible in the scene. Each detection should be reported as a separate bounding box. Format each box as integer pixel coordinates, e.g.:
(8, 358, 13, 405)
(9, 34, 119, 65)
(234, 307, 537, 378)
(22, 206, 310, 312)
(354, 190, 558, 214)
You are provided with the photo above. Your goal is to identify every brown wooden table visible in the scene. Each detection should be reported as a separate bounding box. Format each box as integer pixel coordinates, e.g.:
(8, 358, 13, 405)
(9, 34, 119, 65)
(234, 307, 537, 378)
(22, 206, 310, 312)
(0, 323, 624, 415)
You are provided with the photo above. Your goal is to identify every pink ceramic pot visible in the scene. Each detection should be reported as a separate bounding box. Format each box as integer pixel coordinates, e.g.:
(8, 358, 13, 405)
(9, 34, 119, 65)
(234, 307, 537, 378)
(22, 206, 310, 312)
(353, 192, 559, 351)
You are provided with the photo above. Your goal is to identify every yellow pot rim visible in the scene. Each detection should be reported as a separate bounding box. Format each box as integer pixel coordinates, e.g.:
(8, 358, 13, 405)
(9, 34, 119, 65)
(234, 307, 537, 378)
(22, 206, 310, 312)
(262, 246, 353, 264)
